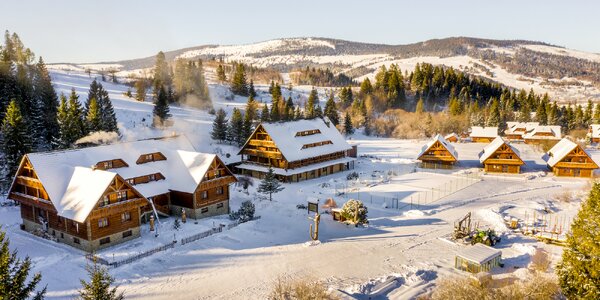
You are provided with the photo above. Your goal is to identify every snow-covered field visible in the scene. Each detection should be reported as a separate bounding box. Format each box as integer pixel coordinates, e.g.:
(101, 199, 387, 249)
(0, 70, 594, 299)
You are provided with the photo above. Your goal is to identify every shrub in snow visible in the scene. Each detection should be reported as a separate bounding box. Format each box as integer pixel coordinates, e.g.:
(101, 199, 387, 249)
(296, 204, 307, 210)
(229, 200, 255, 223)
(340, 199, 368, 225)
(346, 172, 359, 181)
(173, 218, 181, 231)
(269, 277, 335, 300)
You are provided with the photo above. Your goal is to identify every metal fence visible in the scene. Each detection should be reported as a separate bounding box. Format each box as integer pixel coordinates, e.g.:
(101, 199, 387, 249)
(181, 227, 222, 245)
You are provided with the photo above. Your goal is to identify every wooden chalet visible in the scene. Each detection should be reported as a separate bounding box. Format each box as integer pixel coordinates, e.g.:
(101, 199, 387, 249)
(504, 122, 539, 141)
(523, 126, 561, 146)
(543, 138, 598, 177)
(417, 134, 458, 169)
(589, 124, 600, 143)
(478, 137, 524, 173)
(470, 127, 498, 143)
(237, 117, 355, 182)
(445, 133, 460, 143)
(8, 136, 236, 251)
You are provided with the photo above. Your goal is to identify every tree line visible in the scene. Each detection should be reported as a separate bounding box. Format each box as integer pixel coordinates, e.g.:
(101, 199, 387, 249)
(290, 66, 356, 87)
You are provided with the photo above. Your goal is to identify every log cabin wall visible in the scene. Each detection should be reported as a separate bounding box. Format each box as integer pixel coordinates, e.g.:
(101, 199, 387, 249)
(551, 146, 598, 177)
(482, 144, 523, 174)
(241, 126, 288, 169)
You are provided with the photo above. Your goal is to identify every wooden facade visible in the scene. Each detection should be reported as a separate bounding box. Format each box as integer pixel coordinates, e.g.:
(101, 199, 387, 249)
(481, 143, 524, 174)
(417, 137, 457, 169)
(549, 145, 598, 177)
(238, 121, 354, 182)
(472, 136, 495, 143)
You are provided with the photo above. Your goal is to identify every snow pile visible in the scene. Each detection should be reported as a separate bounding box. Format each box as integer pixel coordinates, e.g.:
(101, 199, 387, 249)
(476, 208, 509, 233)
(342, 268, 437, 298)
(303, 240, 321, 247)
(511, 243, 537, 256)
(403, 210, 425, 218)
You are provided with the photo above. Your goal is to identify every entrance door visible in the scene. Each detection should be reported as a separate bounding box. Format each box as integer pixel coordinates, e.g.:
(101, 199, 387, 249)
(574, 169, 581, 177)
(502, 165, 508, 173)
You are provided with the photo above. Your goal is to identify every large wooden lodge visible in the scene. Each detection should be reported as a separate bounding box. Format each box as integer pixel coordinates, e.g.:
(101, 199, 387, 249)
(479, 137, 524, 174)
(470, 127, 499, 143)
(417, 134, 458, 169)
(8, 136, 236, 251)
(543, 138, 598, 177)
(237, 117, 356, 182)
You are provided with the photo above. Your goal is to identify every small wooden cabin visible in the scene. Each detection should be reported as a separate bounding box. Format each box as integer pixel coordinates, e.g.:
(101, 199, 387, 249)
(479, 137, 524, 173)
(455, 244, 502, 273)
(470, 127, 498, 143)
(237, 117, 355, 182)
(589, 124, 600, 144)
(9, 136, 236, 251)
(504, 122, 539, 141)
(544, 138, 598, 177)
(445, 133, 460, 143)
(523, 126, 561, 146)
(417, 134, 458, 169)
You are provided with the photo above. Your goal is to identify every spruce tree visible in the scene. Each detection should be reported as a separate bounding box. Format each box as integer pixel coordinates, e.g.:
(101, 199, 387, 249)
(359, 78, 373, 96)
(216, 64, 227, 81)
(324, 93, 339, 125)
(487, 98, 501, 127)
(257, 167, 284, 201)
(32, 57, 59, 149)
(86, 98, 102, 132)
(415, 98, 425, 114)
(294, 106, 302, 120)
(314, 104, 323, 118)
(227, 108, 244, 146)
(79, 261, 123, 300)
(270, 97, 280, 122)
(152, 85, 171, 127)
(2, 100, 30, 178)
(134, 79, 146, 102)
(248, 80, 257, 98)
(242, 111, 253, 143)
(557, 182, 600, 299)
(153, 51, 171, 88)
(55, 94, 70, 149)
(0, 229, 46, 300)
(210, 108, 228, 142)
(343, 113, 354, 135)
(260, 104, 270, 122)
(231, 63, 248, 96)
(245, 95, 258, 121)
(305, 88, 318, 119)
(594, 103, 600, 124)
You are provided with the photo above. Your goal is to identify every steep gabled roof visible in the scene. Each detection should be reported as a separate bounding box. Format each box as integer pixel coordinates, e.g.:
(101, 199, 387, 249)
(523, 125, 561, 140)
(240, 117, 352, 162)
(478, 136, 522, 164)
(445, 133, 459, 141)
(504, 122, 539, 135)
(543, 138, 592, 167)
(22, 136, 222, 222)
(417, 134, 458, 160)
(470, 126, 498, 138)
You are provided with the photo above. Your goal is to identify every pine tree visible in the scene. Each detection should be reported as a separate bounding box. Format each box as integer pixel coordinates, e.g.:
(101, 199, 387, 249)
(261, 104, 270, 122)
(359, 78, 373, 97)
(536, 99, 548, 125)
(210, 108, 228, 142)
(363, 115, 372, 136)
(270, 96, 280, 122)
(153, 51, 171, 88)
(343, 113, 354, 135)
(415, 98, 425, 114)
(32, 57, 59, 149)
(2, 100, 30, 178)
(0, 229, 46, 300)
(487, 98, 501, 127)
(86, 98, 102, 132)
(231, 63, 248, 96)
(248, 80, 257, 98)
(66, 88, 86, 144)
(257, 167, 284, 201)
(314, 105, 323, 118)
(79, 260, 123, 300)
(55, 94, 70, 149)
(324, 93, 339, 125)
(245, 95, 258, 121)
(227, 108, 244, 146)
(216, 64, 227, 81)
(557, 182, 600, 299)
(294, 106, 302, 120)
(242, 111, 253, 143)
(86, 80, 118, 133)
(339, 86, 353, 108)
(305, 88, 318, 119)
(594, 103, 600, 124)
(152, 85, 171, 127)
(134, 79, 146, 102)
(584, 100, 593, 127)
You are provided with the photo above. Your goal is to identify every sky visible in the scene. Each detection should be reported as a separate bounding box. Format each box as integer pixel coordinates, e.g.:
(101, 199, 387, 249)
(1, 0, 599, 63)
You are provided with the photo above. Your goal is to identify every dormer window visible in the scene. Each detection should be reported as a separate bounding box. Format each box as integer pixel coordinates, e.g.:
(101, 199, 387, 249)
(137, 152, 167, 164)
(295, 129, 321, 137)
(95, 159, 127, 170)
(104, 161, 112, 169)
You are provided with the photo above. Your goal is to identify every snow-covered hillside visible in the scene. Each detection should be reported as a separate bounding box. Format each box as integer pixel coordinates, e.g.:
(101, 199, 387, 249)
(50, 37, 600, 102)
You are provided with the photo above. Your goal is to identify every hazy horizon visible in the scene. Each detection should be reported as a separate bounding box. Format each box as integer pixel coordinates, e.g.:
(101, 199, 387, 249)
(1, 0, 599, 63)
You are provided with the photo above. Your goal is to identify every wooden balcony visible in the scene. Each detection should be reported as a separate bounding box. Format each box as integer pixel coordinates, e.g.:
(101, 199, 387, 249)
(9, 192, 55, 211)
(555, 162, 598, 169)
(419, 155, 456, 162)
(242, 149, 283, 159)
(200, 176, 237, 190)
(15, 176, 45, 189)
(484, 159, 524, 166)
(89, 198, 147, 219)
(247, 140, 276, 147)
(197, 196, 228, 208)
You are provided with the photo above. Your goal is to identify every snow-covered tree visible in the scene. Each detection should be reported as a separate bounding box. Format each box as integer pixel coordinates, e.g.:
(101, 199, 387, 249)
(85, 98, 102, 132)
(557, 182, 600, 298)
(211, 108, 228, 142)
(0, 228, 46, 300)
(340, 199, 368, 225)
(257, 167, 284, 201)
(2, 100, 30, 178)
(152, 85, 171, 127)
(227, 108, 244, 146)
(230, 200, 255, 222)
(343, 113, 354, 135)
(79, 261, 123, 300)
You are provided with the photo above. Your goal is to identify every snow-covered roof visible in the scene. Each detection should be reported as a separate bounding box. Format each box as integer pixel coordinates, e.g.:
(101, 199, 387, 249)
(523, 125, 561, 140)
(478, 137, 521, 163)
(243, 117, 352, 162)
(417, 134, 458, 160)
(590, 124, 600, 138)
(504, 122, 539, 135)
(543, 138, 579, 167)
(457, 243, 501, 264)
(470, 127, 498, 138)
(237, 157, 355, 176)
(25, 136, 220, 222)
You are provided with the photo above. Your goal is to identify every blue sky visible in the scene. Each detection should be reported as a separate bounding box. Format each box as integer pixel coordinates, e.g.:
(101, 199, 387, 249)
(1, 0, 598, 63)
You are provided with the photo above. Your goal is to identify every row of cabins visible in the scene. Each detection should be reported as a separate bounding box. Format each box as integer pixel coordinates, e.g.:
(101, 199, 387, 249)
(460, 122, 562, 145)
(418, 134, 598, 177)
(9, 136, 237, 251)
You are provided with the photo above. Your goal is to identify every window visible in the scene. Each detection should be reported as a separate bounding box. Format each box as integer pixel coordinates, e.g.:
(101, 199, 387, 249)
(149, 174, 155, 181)
(216, 186, 223, 195)
(99, 237, 110, 245)
(127, 178, 135, 185)
(121, 212, 131, 222)
(122, 230, 133, 238)
(73, 237, 80, 244)
(98, 218, 108, 228)
(502, 165, 508, 173)
(146, 154, 153, 161)
(217, 203, 224, 209)
(117, 190, 127, 202)
(201, 207, 209, 213)
(100, 196, 109, 207)
(201, 191, 208, 199)
(103, 161, 113, 169)
(214, 170, 220, 178)
(60, 233, 64, 239)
